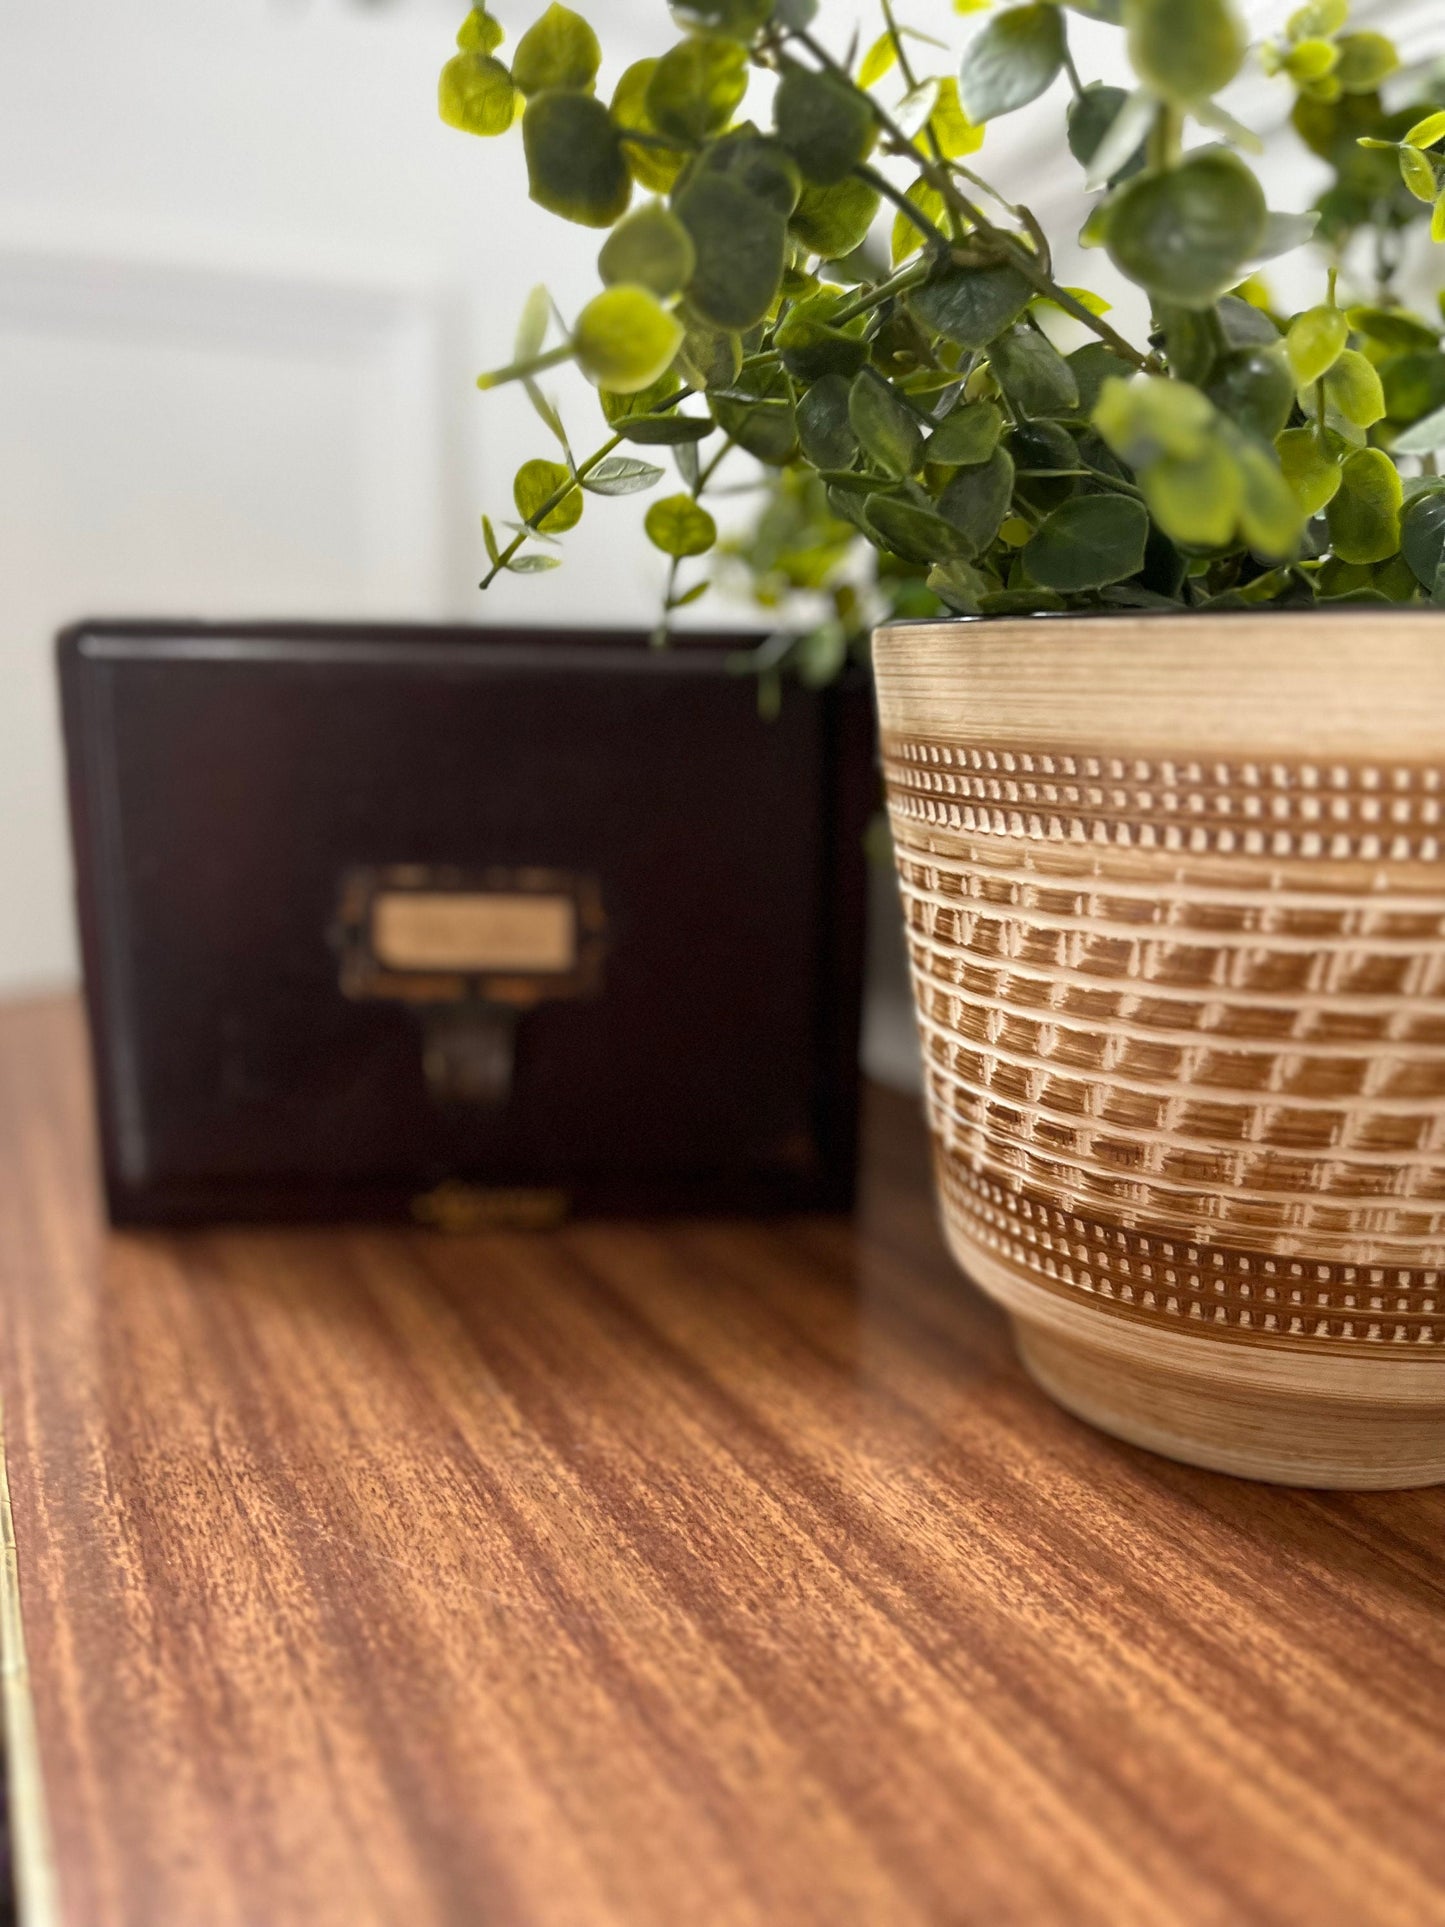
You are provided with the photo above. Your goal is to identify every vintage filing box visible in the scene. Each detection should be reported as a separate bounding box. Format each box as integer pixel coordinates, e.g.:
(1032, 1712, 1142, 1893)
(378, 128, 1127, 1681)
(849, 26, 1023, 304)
(60, 622, 874, 1225)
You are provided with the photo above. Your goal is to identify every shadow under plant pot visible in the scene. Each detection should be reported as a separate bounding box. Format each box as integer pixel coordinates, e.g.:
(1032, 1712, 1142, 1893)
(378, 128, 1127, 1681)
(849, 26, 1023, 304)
(874, 608, 1445, 1490)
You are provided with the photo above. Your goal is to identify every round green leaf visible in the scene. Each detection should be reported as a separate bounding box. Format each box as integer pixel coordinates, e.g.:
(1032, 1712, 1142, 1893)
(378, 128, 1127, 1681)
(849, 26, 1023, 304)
(1401, 487, 1445, 593)
(1022, 493, 1149, 590)
(1067, 83, 1147, 181)
(1322, 349, 1386, 428)
(1141, 442, 1241, 548)
(512, 3, 601, 96)
(713, 393, 798, 464)
(457, 9, 506, 55)
(1104, 150, 1267, 309)
(1276, 427, 1343, 515)
(676, 172, 787, 330)
(775, 292, 868, 383)
(1326, 446, 1402, 564)
(695, 132, 802, 217)
(959, 5, 1066, 124)
(646, 35, 748, 143)
(1125, 0, 1246, 103)
(926, 401, 1005, 467)
(848, 369, 923, 478)
(574, 286, 685, 392)
(789, 177, 881, 258)
(439, 52, 517, 137)
(775, 67, 875, 185)
(1382, 352, 1445, 426)
(523, 92, 632, 227)
(1235, 440, 1303, 560)
(797, 373, 858, 469)
(1007, 419, 1078, 475)
(1092, 374, 1214, 467)
(676, 319, 743, 389)
(864, 494, 972, 564)
(1333, 30, 1398, 94)
(514, 457, 583, 531)
(1204, 346, 1295, 442)
(645, 493, 718, 556)
(599, 204, 696, 298)
(938, 446, 1016, 555)
(612, 62, 686, 194)
(1284, 304, 1348, 385)
(908, 262, 1034, 351)
(988, 323, 1080, 417)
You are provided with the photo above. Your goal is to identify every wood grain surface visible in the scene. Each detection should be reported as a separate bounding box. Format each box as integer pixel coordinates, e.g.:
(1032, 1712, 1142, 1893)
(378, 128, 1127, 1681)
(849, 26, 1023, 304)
(1, 995, 1444, 1927)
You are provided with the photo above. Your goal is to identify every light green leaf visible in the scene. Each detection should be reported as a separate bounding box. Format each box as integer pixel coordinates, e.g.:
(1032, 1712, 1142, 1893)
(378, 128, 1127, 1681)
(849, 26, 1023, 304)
(439, 53, 517, 137)
(1276, 427, 1343, 515)
(645, 493, 719, 556)
(1092, 374, 1215, 467)
(581, 456, 666, 495)
(1286, 0, 1346, 39)
(1104, 149, 1267, 309)
(646, 35, 749, 143)
(959, 5, 1066, 124)
(859, 32, 898, 89)
(574, 285, 685, 392)
(524, 379, 568, 449)
(1141, 441, 1241, 548)
(891, 177, 950, 264)
(1023, 494, 1148, 590)
(482, 513, 502, 566)
(522, 92, 632, 227)
(514, 457, 583, 531)
(1326, 446, 1403, 564)
(599, 204, 697, 298)
(507, 551, 564, 572)
(929, 79, 985, 160)
(1323, 349, 1386, 428)
(1284, 304, 1347, 385)
(775, 67, 875, 185)
(612, 61, 686, 194)
(512, 4, 602, 96)
(849, 369, 924, 478)
(457, 8, 506, 54)
(1333, 30, 1398, 95)
(669, 0, 774, 35)
(1234, 438, 1303, 559)
(1406, 110, 1445, 151)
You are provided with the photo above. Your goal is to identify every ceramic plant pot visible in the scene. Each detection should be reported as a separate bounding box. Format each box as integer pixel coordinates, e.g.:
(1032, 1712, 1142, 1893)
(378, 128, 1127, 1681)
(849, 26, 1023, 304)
(874, 610, 1445, 1488)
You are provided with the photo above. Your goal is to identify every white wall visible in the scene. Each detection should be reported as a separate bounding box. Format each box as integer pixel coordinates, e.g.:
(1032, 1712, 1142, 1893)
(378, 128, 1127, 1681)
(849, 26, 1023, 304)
(2, 0, 1438, 1037)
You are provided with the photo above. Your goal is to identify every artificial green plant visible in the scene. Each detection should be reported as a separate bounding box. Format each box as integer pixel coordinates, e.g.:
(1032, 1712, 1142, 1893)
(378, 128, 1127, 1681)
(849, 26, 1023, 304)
(439, 0, 1445, 684)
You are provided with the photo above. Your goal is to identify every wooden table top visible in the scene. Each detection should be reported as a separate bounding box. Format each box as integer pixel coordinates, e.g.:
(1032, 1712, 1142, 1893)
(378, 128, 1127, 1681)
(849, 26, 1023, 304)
(2, 996, 1444, 1927)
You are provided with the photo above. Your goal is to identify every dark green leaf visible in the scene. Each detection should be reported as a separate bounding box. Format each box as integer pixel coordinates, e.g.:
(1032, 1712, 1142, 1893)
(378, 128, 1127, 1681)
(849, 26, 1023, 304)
(926, 400, 1004, 467)
(1400, 486, 1445, 591)
(694, 132, 802, 216)
(1008, 419, 1077, 474)
(439, 52, 517, 137)
(617, 414, 715, 444)
(676, 172, 787, 330)
(1216, 294, 1281, 349)
(938, 446, 1016, 555)
(988, 323, 1080, 416)
(523, 92, 632, 227)
(512, 3, 601, 96)
(1105, 150, 1267, 308)
(849, 368, 924, 477)
(1066, 84, 1146, 181)
(959, 5, 1066, 124)
(646, 35, 748, 143)
(775, 67, 875, 185)
(909, 262, 1034, 351)
(1068, 343, 1136, 414)
(789, 177, 881, 257)
(1381, 352, 1445, 425)
(1205, 346, 1295, 442)
(713, 393, 798, 463)
(1022, 494, 1147, 590)
(797, 373, 858, 469)
(775, 291, 869, 381)
(864, 493, 973, 562)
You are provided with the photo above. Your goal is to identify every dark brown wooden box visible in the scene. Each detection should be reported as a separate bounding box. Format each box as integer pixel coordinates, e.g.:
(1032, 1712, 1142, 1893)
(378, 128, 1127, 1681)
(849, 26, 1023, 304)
(59, 621, 875, 1226)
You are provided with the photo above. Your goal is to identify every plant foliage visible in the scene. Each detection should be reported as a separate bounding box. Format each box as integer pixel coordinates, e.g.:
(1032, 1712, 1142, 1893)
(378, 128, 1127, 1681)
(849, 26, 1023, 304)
(441, 0, 1445, 678)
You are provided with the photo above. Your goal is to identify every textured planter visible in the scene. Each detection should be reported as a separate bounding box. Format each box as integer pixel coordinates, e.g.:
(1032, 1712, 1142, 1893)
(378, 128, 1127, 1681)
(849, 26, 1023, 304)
(875, 611, 1445, 1488)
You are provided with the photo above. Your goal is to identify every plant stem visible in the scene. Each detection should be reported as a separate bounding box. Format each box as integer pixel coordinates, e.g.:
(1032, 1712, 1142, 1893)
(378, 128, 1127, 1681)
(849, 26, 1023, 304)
(857, 162, 953, 252)
(476, 342, 574, 392)
(1061, 42, 1084, 100)
(829, 257, 932, 326)
(482, 433, 626, 587)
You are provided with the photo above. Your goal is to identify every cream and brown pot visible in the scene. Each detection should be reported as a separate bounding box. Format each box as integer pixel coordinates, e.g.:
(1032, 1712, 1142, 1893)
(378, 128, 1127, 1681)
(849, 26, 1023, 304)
(874, 610, 1445, 1488)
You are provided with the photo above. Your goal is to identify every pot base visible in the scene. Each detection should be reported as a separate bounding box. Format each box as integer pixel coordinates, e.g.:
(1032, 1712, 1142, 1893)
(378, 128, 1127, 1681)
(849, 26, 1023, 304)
(1014, 1320, 1445, 1490)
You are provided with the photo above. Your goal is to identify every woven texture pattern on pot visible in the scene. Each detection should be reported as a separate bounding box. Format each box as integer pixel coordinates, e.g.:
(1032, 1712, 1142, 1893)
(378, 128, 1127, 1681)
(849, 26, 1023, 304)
(883, 730, 1445, 1354)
